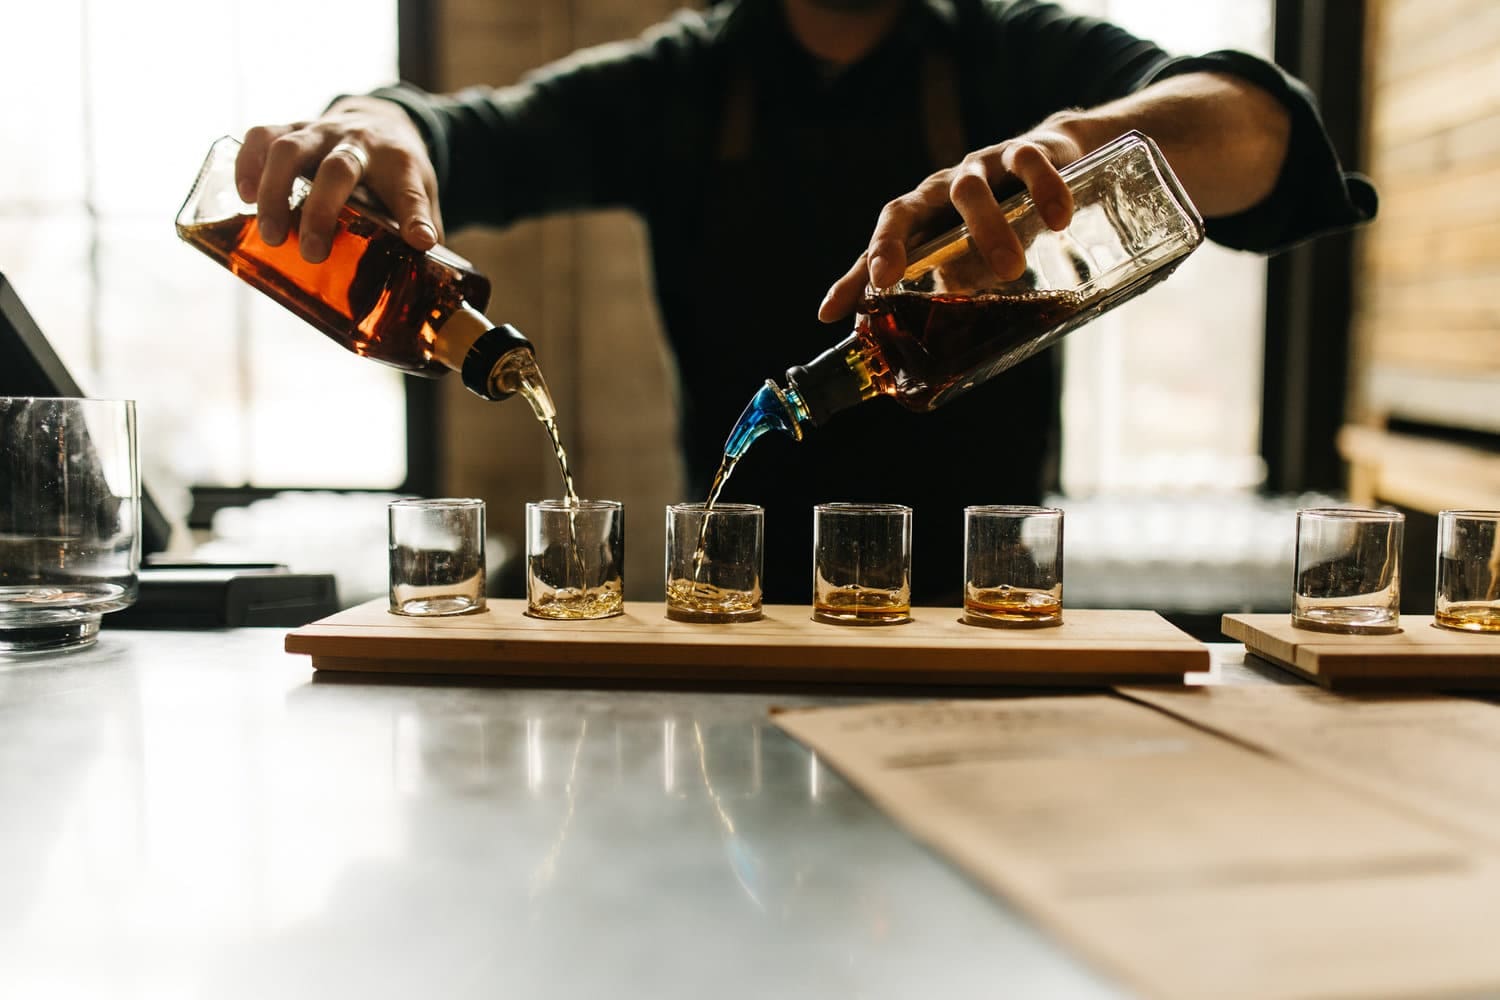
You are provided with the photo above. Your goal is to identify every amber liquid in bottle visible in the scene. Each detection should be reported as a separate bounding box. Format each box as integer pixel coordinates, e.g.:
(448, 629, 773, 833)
(711, 288, 1091, 489)
(178, 206, 486, 376)
(180, 203, 581, 504)
(853, 289, 1088, 410)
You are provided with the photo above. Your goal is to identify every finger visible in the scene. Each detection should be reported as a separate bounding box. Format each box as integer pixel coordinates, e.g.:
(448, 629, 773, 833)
(424, 175, 447, 244)
(948, 154, 1026, 281)
(372, 158, 441, 251)
(299, 141, 369, 263)
(256, 129, 322, 247)
(819, 252, 869, 322)
(235, 124, 293, 204)
(1001, 140, 1073, 230)
(865, 199, 919, 289)
(865, 177, 951, 288)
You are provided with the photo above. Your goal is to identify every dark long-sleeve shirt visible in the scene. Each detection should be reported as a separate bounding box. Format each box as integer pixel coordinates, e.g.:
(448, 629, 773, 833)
(376, 0, 1376, 602)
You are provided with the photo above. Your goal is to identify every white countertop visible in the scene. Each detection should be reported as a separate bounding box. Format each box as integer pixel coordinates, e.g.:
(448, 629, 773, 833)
(0, 629, 1278, 999)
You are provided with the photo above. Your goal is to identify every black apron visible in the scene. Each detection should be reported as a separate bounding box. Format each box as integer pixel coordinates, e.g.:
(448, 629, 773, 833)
(666, 8, 1059, 604)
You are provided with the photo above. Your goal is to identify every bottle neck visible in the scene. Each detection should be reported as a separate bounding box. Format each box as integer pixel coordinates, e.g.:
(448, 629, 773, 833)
(432, 302, 538, 402)
(783, 332, 879, 427)
(430, 302, 493, 373)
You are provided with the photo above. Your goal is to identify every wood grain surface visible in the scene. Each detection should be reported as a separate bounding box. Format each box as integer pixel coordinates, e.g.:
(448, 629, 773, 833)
(1224, 612, 1500, 688)
(285, 599, 1207, 686)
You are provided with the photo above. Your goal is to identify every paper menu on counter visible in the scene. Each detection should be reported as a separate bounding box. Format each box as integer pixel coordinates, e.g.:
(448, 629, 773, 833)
(1123, 684, 1500, 854)
(774, 695, 1500, 1000)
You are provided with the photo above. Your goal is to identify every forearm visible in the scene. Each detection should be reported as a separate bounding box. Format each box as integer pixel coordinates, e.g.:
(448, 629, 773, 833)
(1047, 71, 1292, 218)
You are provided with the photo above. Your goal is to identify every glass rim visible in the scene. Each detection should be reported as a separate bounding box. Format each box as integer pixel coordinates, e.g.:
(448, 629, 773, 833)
(965, 504, 1063, 517)
(668, 502, 762, 515)
(528, 498, 622, 512)
(390, 497, 484, 509)
(0, 395, 136, 406)
(1297, 506, 1404, 522)
(1438, 509, 1500, 521)
(814, 502, 912, 515)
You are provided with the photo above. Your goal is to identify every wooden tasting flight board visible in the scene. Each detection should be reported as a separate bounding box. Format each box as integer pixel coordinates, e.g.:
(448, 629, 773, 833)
(1224, 613, 1500, 689)
(285, 599, 1206, 686)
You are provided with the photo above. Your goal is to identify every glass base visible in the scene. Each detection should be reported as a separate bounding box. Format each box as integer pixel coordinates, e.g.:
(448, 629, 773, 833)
(525, 587, 625, 621)
(666, 606, 764, 624)
(963, 611, 1063, 629)
(1291, 609, 1401, 635)
(0, 617, 102, 654)
(811, 610, 912, 626)
(1432, 605, 1500, 634)
(389, 596, 486, 617)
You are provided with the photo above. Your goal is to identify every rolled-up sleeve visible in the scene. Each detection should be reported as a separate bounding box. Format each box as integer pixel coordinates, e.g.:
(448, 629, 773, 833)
(1143, 49, 1378, 253)
(369, 10, 715, 232)
(983, 3, 1375, 254)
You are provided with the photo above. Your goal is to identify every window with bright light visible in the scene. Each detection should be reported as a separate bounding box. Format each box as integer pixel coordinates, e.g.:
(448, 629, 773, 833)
(1060, 0, 1274, 495)
(3, 1, 1276, 515)
(0, 0, 404, 515)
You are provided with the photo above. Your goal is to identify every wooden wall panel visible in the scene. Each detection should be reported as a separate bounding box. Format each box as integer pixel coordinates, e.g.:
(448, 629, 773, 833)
(431, 0, 685, 596)
(1351, 0, 1500, 397)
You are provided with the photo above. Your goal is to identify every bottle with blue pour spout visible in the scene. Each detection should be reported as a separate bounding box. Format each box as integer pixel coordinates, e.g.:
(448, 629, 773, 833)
(707, 131, 1206, 501)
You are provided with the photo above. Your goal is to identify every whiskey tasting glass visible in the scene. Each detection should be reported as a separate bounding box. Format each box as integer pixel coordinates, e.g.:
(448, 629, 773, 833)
(388, 498, 486, 616)
(0, 397, 140, 652)
(812, 503, 912, 626)
(665, 503, 764, 623)
(1434, 510, 1500, 633)
(1292, 507, 1403, 635)
(526, 499, 624, 620)
(964, 505, 1064, 628)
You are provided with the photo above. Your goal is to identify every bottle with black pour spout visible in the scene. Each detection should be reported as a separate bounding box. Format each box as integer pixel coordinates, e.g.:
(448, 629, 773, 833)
(177, 135, 577, 500)
(176, 136, 562, 416)
(711, 131, 1206, 490)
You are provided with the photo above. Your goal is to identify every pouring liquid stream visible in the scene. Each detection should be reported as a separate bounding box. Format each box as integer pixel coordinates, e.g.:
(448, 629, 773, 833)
(672, 381, 797, 619)
(691, 456, 738, 585)
(505, 362, 621, 616)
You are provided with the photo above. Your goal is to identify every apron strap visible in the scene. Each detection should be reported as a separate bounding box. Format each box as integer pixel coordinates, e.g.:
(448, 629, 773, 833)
(716, 69, 756, 163)
(921, 49, 967, 169)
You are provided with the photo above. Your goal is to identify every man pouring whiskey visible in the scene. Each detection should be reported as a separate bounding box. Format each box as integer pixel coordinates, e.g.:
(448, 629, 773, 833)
(234, 0, 1374, 602)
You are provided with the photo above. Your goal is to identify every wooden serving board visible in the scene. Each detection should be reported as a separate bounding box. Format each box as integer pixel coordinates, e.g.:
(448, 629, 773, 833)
(1224, 613, 1500, 689)
(285, 599, 1205, 687)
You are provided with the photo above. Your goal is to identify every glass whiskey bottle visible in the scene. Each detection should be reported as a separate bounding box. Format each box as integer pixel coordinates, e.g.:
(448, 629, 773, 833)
(176, 135, 546, 406)
(721, 131, 1207, 463)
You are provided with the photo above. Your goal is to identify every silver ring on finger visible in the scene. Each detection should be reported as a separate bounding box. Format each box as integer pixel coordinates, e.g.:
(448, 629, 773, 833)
(327, 141, 370, 176)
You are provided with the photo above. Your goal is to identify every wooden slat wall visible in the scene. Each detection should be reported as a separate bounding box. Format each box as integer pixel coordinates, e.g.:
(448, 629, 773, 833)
(1351, 0, 1500, 386)
(432, 0, 686, 596)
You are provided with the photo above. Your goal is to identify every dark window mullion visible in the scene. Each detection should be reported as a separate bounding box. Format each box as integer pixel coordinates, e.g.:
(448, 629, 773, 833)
(79, 0, 102, 378)
(398, 0, 441, 497)
(1261, 0, 1367, 493)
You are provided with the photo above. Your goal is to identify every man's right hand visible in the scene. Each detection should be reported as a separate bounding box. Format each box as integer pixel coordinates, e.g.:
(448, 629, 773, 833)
(818, 122, 1085, 323)
(234, 97, 445, 264)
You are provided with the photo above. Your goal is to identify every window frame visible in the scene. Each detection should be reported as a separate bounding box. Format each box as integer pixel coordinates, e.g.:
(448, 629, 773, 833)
(1260, 0, 1367, 493)
(186, 0, 442, 528)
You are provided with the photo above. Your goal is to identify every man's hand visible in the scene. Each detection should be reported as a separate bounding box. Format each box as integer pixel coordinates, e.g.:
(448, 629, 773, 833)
(820, 71, 1294, 323)
(234, 97, 445, 264)
(818, 120, 1086, 322)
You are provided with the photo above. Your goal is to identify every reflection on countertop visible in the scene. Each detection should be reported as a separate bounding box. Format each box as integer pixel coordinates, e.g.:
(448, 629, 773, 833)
(0, 629, 1132, 1000)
